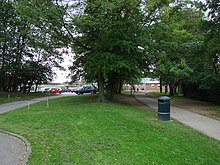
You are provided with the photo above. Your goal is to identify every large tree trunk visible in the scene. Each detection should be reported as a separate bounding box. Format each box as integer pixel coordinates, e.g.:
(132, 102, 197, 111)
(115, 79, 123, 94)
(97, 72, 108, 102)
(107, 72, 118, 101)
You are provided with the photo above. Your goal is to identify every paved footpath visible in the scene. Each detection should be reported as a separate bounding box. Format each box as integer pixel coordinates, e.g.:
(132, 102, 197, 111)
(0, 95, 64, 115)
(0, 94, 73, 165)
(0, 130, 30, 165)
(135, 93, 220, 141)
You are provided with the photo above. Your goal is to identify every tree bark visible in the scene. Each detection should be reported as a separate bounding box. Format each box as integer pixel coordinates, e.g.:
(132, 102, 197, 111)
(35, 80, 39, 92)
(116, 79, 123, 94)
(107, 72, 118, 101)
(160, 77, 162, 93)
(178, 82, 183, 95)
(169, 80, 174, 96)
(97, 72, 108, 102)
(28, 80, 34, 92)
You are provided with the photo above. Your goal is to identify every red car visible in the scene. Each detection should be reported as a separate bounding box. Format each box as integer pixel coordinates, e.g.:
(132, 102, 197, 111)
(48, 88, 62, 94)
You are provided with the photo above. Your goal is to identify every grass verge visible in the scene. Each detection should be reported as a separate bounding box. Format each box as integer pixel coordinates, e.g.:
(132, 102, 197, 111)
(0, 95, 220, 164)
(0, 92, 55, 104)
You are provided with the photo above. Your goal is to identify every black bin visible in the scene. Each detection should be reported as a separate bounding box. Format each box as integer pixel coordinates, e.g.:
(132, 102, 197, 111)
(158, 96, 170, 121)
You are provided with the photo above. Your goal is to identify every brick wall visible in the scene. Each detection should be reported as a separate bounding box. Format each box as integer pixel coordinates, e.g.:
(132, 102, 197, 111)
(123, 83, 167, 91)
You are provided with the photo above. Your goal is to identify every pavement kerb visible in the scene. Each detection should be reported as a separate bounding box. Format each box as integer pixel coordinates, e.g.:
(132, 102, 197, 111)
(0, 129, 31, 165)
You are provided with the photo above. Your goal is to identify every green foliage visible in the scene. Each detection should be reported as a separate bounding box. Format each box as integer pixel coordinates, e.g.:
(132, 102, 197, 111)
(148, 0, 204, 95)
(0, 0, 68, 92)
(70, 0, 148, 100)
(1, 0, 220, 102)
(180, 0, 220, 102)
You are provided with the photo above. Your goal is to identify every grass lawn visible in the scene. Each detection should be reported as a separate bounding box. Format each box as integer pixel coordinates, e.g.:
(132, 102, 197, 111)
(0, 92, 54, 104)
(0, 95, 220, 164)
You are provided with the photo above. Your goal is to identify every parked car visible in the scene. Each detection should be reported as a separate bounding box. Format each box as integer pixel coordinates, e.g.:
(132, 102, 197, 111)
(74, 86, 98, 95)
(36, 87, 46, 92)
(67, 88, 74, 93)
(61, 87, 68, 92)
(43, 88, 51, 93)
(48, 88, 62, 94)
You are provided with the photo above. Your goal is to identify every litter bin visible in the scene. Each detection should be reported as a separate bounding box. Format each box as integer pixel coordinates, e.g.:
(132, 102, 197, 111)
(158, 96, 170, 121)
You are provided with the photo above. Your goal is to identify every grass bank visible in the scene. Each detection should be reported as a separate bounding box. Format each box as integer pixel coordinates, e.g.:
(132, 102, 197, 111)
(0, 92, 54, 104)
(0, 95, 220, 164)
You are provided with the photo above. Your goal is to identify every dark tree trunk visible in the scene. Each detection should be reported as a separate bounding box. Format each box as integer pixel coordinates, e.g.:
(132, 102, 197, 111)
(169, 80, 175, 96)
(165, 84, 168, 94)
(97, 72, 108, 102)
(178, 82, 183, 95)
(22, 82, 27, 93)
(35, 80, 39, 92)
(28, 80, 34, 92)
(116, 79, 123, 94)
(107, 72, 118, 101)
(12, 76, 18, 92)
(160, 77, 162, 93)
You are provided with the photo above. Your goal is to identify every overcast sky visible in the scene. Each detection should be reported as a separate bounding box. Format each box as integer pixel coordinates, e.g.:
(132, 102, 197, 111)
(52, 51, 73, 83)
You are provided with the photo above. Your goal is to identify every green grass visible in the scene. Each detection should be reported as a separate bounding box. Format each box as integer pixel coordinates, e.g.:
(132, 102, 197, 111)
(0, 95, 220, 164)
(212, 107, 220, 118)
(0, 92, 55, 104)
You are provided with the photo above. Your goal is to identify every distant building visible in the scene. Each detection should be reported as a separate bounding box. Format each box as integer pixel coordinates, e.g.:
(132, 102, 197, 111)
(123, 78, 165, 91)
(141, 78, 161, 90)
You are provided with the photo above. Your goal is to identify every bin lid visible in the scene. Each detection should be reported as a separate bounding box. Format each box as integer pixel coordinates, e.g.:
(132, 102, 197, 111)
(158, 96, 171, 101)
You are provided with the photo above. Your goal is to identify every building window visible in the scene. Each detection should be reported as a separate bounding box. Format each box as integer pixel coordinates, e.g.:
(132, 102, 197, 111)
(151, 84, 155, 88)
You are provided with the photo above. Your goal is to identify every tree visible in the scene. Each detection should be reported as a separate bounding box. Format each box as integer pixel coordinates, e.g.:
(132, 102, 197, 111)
(0, 0, 28, 91)
(20, 61, 53, 92)
(0, 0, 68, 92)
(148, 0, 203, 96)
(181, 0, 220, 102)
(70, 0, 149, 101)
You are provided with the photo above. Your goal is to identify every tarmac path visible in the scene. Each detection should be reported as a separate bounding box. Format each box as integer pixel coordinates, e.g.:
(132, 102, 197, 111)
(0, 131, 28, 165)
(135, 93, 220, 141)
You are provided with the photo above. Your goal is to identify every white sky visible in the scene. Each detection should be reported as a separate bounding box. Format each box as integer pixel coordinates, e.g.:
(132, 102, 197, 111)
(52, 51, 74, 83)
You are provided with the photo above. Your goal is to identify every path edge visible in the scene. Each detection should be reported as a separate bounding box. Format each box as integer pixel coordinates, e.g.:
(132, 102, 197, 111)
(0, 129, 31, 165)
